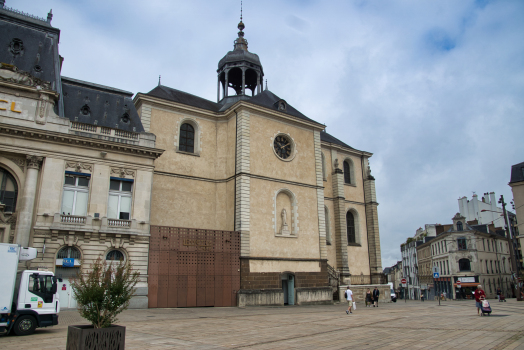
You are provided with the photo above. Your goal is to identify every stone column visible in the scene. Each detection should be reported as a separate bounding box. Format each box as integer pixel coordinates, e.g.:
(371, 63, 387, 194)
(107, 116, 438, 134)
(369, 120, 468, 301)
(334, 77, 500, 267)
(225, 69, 229, 97)
(241, 67, 246, 96)
(217, 75, 220, 102)
(364, 173, 383, 282)
(331, 158, 350, 278)
(256, 72, 260, 95)
(14, 155, 43, 247)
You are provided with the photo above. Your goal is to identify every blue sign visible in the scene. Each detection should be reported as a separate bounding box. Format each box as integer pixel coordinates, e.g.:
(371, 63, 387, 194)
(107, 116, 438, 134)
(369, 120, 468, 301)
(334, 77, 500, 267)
(63, 258, 74, 267)
(433, 272, 440, 279)
(7, 246, 16, 253)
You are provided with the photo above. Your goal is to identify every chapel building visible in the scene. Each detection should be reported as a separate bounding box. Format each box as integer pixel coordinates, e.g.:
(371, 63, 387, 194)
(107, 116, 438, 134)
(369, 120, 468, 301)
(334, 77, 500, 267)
(135, 18, 383, 307)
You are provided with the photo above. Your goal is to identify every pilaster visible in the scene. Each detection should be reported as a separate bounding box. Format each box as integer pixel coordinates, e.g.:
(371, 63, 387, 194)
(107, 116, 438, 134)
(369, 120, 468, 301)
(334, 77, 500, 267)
(15, 155, 43, 247)
(313, 131, 327, 260)
(235, 110, 251, 256)
(364, 177, 382, 276)
(332, 159, 350, 276)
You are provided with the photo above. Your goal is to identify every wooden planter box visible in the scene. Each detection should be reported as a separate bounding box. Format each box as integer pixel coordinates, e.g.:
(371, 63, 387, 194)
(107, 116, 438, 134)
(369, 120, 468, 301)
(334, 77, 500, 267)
(66, 325, 125, 350)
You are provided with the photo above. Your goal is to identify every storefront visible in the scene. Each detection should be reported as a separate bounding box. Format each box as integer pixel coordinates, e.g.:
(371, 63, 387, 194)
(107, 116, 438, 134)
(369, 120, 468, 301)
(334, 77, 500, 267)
(454, 276, 479, 300)
(434, 277, 452, 299)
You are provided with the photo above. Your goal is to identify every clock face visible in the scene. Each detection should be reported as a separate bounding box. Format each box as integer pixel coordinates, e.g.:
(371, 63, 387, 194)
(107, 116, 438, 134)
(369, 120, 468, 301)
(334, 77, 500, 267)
(274, 135, 292, 159)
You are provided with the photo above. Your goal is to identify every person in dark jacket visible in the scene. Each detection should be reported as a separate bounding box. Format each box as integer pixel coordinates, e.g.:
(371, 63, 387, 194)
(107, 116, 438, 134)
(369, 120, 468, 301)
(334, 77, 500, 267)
(373, 287, 380, 307)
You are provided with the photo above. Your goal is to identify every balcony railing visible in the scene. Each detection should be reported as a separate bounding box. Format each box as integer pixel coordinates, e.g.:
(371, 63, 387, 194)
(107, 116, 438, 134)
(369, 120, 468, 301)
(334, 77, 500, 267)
(70, 122, 138, 140)
(108, 219, 131, 227)
(60, 215, 86, 224)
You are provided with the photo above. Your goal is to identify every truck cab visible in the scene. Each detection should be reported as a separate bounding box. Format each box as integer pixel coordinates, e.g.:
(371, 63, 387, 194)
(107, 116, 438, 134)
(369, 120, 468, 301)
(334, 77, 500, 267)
(0, 244, 60, 336)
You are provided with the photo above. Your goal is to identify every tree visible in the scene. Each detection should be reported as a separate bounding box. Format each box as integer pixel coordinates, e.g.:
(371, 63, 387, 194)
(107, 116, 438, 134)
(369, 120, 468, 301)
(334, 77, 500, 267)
(70, 257, 139, 328)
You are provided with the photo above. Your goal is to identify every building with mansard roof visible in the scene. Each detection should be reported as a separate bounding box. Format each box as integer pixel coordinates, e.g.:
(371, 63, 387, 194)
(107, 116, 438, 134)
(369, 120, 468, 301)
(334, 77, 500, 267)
(135, 16, 385, 307)
(0, 2, 163, 309)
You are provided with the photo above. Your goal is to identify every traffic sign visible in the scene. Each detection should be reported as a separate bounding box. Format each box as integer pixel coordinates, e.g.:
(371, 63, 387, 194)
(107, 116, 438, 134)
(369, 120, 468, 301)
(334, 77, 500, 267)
(457, 281, 461, 288)
(433, 272, 439, 279)
(401, 278, 407, 284)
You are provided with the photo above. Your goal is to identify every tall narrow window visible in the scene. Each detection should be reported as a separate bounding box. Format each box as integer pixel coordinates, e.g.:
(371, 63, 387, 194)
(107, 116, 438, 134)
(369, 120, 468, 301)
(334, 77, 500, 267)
(179, 123, 195, 153)
(490, 260, 493, 274)
(108, 178, 133, 220)
(343, 161, 351, 184)
(483, 239, 485, 251)
(346, 211, 355, 244)
(0, 167, 18, 212)
(61, 173, 90, 216)
(457, 238, 467, 250)
(456, 221, 463, 231)
(324, 206, 331, 244)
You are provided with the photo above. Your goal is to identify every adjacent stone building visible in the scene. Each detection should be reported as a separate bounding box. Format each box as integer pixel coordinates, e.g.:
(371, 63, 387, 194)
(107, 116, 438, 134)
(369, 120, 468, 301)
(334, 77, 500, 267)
(509, 162, 523, 271)
(417, 214, 512, 300)
(0, 4, 162, 308)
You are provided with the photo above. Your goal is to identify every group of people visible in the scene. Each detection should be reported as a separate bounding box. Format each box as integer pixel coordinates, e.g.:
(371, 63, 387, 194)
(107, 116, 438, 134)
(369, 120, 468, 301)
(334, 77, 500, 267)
(345, 286, 380, 314)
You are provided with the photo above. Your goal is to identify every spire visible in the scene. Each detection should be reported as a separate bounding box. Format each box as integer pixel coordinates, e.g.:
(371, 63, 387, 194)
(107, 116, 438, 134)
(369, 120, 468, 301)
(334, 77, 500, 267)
(265, 79, 267, 90)
(158, 75, 161, 86)
(234, 1, 248, 51)
(47, 9, 53, 24)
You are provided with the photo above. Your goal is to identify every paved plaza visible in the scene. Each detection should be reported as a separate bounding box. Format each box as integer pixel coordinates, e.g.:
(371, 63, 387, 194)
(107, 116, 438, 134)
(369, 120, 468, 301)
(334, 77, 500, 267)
(1, 299, 524, 349)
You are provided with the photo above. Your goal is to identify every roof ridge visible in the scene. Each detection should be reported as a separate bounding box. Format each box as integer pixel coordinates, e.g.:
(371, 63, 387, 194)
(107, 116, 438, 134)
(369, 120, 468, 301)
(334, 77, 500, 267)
(157, 85, 220, 106)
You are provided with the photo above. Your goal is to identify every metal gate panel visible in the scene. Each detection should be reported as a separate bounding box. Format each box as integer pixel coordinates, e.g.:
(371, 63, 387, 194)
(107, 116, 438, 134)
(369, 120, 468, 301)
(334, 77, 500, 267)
(149, 226, 240, 308)
(148, 274, 158, 308)
(157, 276, 168, 308)
(177, 275, 187, 307)
(187, 275, 197, 307)
(168, 275, 178, 308)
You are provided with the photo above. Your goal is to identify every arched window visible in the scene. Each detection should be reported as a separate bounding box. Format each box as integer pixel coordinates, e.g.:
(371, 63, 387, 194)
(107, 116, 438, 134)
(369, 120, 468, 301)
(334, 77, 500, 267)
(0, 167, 18, 212)
(346, 211, 355, 244)
(106, 249, 125, 262)
(458, 258, 471, 271)
(324, 206, 331, 244)
(57, 246, 81, 259)
(456, 221, 463, 231)
(179, 123, 195, 153)
(343, 160, 351, 184)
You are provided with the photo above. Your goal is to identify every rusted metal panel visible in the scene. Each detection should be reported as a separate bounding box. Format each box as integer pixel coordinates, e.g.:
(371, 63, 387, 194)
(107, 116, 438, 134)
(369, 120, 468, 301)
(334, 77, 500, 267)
(148, 274, 158, 308)
(149, 226, 240, 308)
(157, 275, 168, 308)
(168, 275, 178, 308)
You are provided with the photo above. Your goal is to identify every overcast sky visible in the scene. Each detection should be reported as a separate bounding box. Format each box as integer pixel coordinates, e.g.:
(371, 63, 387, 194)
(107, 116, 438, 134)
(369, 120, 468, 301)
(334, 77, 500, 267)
(13, 0, 524, 268)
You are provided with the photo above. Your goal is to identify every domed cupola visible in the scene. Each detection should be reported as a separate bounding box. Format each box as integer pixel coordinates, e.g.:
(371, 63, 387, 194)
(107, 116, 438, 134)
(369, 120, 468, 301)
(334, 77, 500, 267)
(217, 11, 264, 102)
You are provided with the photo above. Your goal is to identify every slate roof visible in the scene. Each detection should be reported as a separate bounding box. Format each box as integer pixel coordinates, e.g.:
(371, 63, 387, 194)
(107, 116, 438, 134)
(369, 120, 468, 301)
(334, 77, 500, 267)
(0, 8, 61, 92)
(320, 131, 358, 151)
(218, 49, 262, 70)
(146, 86, 318, 124)
(62, 77, 144, 133)
(510, 162, 524, 184)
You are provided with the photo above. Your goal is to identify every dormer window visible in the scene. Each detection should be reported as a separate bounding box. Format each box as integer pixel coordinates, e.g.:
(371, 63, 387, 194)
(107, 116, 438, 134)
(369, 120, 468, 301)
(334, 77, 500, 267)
(456, 221, 463, 231)
(277, 100, 287, 111)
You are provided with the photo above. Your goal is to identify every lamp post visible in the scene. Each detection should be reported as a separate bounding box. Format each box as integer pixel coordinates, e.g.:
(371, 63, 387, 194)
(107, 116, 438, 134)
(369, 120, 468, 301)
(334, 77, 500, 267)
(482, 196, 522, 301)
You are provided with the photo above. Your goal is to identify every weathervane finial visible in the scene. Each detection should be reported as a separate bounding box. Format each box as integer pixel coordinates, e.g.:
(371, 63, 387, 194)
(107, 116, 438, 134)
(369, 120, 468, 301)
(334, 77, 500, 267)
(241, 1, 243, 22)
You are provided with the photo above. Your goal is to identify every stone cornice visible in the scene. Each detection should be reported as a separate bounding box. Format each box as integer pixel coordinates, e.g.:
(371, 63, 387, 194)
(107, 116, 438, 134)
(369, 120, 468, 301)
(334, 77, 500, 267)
(0, 123, 164, 159)
(134, 94, 326, 131)
(0, 79, 59, 99)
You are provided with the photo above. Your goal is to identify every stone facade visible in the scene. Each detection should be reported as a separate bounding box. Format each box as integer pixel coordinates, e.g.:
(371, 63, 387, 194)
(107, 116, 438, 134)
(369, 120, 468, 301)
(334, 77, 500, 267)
(0, 6, 162, 308)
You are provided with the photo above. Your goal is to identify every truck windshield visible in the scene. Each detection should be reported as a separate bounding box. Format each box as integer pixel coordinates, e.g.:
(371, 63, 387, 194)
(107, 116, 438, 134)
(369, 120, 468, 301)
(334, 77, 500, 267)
(29, 275, 53, 294)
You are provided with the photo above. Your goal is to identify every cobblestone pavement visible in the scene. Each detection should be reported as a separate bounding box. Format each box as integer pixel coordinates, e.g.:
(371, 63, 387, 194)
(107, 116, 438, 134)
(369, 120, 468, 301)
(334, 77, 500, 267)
(1, 299, 524, 349)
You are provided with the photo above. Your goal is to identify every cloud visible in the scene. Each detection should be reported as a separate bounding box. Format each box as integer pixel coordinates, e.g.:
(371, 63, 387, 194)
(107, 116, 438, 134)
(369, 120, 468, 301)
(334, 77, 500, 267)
(11, 0, 524, 269)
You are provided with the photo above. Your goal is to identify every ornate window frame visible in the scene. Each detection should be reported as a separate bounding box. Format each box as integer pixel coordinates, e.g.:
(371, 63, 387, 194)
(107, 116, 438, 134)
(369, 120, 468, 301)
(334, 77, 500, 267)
(175, 117, 202, 156)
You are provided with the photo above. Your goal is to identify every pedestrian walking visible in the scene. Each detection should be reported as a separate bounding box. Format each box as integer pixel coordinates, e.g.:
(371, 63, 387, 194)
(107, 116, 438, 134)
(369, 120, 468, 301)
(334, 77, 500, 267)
(345, 286, 353, 314)
(365, 288, 372, 307)
(373, 286, 380, 307)
(474, 285, 486, 316)
(496, 287, 501, 301)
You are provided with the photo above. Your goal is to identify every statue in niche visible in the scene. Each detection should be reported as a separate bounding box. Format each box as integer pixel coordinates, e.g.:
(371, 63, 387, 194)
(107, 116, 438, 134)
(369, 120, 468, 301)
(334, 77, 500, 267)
(334, 158, 339, 169)
(280, 208, 290, 235)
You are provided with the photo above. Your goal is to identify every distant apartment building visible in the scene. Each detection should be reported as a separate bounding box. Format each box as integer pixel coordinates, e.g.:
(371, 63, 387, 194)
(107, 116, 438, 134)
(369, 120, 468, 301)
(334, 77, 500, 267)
(458, 192, 505, 228)
(417, 213, 512, 300)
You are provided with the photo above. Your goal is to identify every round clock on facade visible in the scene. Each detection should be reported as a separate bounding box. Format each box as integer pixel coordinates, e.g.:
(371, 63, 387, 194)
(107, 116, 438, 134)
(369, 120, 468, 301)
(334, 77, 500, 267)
(273, 135, 292, 159)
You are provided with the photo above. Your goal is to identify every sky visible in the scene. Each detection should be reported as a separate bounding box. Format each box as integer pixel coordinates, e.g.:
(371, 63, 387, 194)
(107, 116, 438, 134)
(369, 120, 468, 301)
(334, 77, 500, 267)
(12, 0, 524, 268)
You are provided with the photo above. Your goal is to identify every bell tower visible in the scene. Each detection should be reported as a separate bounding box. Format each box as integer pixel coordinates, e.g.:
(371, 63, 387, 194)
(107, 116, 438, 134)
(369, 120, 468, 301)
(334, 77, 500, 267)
(217, 6, 264, 102)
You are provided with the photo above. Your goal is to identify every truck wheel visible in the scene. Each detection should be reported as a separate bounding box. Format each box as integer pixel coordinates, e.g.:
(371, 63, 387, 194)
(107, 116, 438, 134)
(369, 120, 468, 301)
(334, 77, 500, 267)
(13, 315, 37, 336)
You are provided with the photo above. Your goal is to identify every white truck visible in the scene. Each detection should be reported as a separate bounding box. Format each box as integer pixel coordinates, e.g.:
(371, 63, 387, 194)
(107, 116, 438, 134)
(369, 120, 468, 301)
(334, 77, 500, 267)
(0, 243, 60, 336)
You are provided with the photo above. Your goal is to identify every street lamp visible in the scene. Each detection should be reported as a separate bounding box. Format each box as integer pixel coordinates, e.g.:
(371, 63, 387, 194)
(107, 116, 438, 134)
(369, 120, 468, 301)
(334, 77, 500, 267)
(482, 196, 522, 301)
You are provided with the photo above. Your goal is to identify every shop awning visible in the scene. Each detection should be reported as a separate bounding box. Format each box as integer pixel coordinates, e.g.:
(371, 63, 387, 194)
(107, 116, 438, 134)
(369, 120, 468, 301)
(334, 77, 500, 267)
(454, 283, 479, 287)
